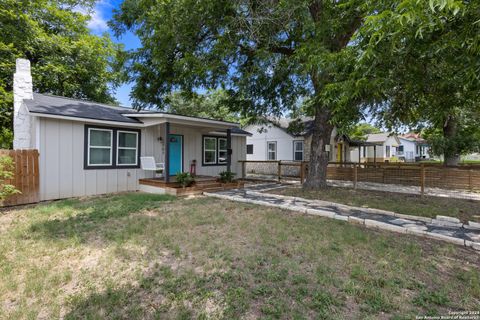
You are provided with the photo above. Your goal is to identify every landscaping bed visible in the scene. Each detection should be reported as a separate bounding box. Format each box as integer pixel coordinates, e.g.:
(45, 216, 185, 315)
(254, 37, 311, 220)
(270, 186, 480, 223)
(0, 192, 478, 319)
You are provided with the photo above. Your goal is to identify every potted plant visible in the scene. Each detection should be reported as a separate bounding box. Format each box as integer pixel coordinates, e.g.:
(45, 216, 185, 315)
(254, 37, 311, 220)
(175, 172, 195, 188)
(218, 171, 235, 185)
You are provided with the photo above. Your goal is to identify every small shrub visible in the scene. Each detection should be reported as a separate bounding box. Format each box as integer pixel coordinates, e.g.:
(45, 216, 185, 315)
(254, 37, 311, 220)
(219, 171, 235, 183)
(0, 155, 20, 204)
(175, 172, 195, 187)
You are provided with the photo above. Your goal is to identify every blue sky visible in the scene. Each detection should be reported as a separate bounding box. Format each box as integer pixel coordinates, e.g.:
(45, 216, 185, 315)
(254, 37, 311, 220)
(85, 0, 141, 106)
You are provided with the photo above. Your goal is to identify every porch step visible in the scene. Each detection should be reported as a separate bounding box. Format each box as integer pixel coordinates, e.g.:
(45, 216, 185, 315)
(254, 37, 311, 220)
(194, 182, 222, 189)
(195, 180, 219, 185)
(202, 187, 226, 193)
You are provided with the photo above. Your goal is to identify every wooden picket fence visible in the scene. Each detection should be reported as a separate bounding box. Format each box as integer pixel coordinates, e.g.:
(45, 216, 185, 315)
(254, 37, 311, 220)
(0, 149, 39, 206)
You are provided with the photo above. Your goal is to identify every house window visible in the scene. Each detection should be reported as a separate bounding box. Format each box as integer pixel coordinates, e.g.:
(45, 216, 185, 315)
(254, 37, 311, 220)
(218, 138, 227, 164)
(386, 145, 391, 158)
(88, 128, 113, 166)
(84, 125, 141, 169)
(267, 141, 277, 160)
(293, 141, 304, 161)
(117, 131, 139, 165)
(203, 137, 217, 164)
(363, 146, 366, 158)
(247, 144, 253, 155)
(202, 136, 230, 166)
(398, 145, 404, 153)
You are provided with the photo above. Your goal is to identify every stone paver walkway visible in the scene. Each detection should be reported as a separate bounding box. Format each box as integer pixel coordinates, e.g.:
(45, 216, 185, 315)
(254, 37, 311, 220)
(205, 183, 480, 251)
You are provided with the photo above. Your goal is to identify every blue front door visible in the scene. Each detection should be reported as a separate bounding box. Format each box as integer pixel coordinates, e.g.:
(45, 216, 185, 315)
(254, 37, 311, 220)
(168, 134, 183, 176)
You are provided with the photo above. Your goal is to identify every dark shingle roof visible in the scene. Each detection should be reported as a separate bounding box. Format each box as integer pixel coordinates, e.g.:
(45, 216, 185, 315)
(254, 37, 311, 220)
(264, 117, 315, 136)
(230, 127, 251, 135)
(25, 93, 141, 123)
(24, 93, 250, 135)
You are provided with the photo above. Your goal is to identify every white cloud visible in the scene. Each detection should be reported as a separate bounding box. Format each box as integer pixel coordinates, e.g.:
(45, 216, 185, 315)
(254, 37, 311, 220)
(74, 0, 111, 33)
(87, 9, 108, 32)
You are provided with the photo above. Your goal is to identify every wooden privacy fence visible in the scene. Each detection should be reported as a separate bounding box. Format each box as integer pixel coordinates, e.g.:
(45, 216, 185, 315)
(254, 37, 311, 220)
(0, 149, 39, 206)
(239, 160, 480, 195)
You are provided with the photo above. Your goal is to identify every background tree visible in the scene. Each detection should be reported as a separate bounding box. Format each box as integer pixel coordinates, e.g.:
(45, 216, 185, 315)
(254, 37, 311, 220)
(112, 0, 382, 189)
(165, 90, 245, 124)
(346, 123, 382, 141)
(351, 0, 480, 165)
(0, 0, 124, 148)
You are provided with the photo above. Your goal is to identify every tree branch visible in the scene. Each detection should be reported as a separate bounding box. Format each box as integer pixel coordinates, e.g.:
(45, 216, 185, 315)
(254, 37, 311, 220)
(308, 0, 323, 22)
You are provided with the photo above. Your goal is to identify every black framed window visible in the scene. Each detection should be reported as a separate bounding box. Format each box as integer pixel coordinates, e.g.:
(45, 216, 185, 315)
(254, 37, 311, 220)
(203, 137, 217, 165)
(87, 128, 113, 166)
(117, 131, 139, 166)
(202, 136, 228, 166)
(84, 125, 141, 169)
(218, 138, 227, 164)
(293, 141, 304, 161)
(246, 144, 253, 154)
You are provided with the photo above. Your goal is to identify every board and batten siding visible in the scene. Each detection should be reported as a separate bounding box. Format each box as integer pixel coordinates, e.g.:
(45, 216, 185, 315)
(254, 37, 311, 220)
(38, 118, 246, 201)
(39, 118, 149, 201)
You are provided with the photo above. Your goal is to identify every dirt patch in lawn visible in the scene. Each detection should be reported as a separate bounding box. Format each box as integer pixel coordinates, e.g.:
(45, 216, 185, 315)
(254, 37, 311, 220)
(0, 192, 478, 319)
(269, 186, 480, 223)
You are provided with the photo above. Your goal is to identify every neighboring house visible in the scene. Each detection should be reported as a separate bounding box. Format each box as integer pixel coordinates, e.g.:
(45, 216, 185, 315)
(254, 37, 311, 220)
(350, 133, 401, 163)
(398, 133, 430, 161)
(12, 59, 250, 201)
(244, 118, 351, 162)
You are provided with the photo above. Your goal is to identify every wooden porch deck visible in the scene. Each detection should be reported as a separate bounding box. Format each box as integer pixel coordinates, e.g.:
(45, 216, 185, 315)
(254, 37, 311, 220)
(138, 175, 245, 196)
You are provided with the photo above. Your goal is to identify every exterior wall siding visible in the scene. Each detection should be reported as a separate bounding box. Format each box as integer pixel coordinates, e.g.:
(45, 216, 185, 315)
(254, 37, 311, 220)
(39, 118, 147, 201)
(38, 118, 246, 201)
(244, 124, 300, 161)
(246, 124, 348, 163)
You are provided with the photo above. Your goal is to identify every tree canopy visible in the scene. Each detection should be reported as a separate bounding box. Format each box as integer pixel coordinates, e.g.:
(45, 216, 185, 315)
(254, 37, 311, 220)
(165, 90, 245, 125)
(111, 0, 480, 186)
(346, 123, 382, 141)
(0, 0, 124, 148)
(351, 0, 480, 164)
(112, 0, 379, 188)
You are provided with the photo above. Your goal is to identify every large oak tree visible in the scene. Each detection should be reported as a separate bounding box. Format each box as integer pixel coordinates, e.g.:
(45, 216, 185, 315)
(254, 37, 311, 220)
(112, 0, 379, 189)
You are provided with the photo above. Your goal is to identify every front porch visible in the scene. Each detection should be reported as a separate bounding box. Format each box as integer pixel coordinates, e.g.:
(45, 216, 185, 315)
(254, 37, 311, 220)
(138, 175, 245, 196)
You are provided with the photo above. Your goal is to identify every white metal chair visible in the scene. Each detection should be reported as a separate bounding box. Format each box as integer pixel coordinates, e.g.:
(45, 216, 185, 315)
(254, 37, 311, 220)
(141, 157, 165, 178)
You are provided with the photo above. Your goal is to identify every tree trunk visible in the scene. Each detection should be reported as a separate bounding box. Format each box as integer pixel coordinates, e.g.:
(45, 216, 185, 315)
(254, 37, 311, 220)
(443, 116, 460, 166)
(303, 106, 333, 189)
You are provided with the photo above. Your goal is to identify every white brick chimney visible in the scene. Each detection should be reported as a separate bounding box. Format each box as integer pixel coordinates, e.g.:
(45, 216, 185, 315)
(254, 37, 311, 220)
(13, 58, 33, 149)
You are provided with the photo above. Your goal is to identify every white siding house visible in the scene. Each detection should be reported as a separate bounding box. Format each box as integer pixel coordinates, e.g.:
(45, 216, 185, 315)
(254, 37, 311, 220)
(245, 120, 351, 162)
(245, 124, 304, 161)
(350, 133, 401, 163)
(12, 59, 249, 201)
(398, 133, 430, 161)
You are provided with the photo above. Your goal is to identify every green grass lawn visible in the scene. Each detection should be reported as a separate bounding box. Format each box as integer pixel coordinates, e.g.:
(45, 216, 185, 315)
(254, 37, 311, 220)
(0, 193, 479, 319)
(271, 187, 480, 223)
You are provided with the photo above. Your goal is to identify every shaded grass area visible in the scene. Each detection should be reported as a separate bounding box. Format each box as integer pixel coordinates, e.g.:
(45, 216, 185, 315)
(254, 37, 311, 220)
(271, 187, 480, 223)
(0, 192, 479, 319)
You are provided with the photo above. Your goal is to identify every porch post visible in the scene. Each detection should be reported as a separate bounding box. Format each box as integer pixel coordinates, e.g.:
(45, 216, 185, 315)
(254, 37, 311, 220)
(226, 128, 232, 173)
(358, 145, 361, 164)
(164, 122, 170, 183)
(373, 145, 377, 165)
